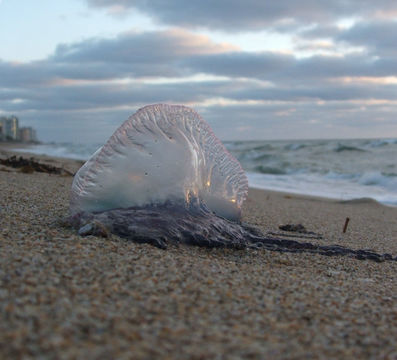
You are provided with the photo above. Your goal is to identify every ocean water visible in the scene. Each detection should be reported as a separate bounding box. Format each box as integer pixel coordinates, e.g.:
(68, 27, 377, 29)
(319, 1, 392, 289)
(226, 138, 397, 206)
(14, 138, 397, 206)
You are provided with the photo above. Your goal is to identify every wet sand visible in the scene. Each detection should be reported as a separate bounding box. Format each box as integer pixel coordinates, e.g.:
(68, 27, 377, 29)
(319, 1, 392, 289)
(1, 147, 396, 359)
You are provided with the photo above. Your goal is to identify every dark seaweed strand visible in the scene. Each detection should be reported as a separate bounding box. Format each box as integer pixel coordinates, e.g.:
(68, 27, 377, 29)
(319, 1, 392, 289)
(1, 156, 74, 176)
(243, 230, 395, 263)
(70, 202, 396, 263)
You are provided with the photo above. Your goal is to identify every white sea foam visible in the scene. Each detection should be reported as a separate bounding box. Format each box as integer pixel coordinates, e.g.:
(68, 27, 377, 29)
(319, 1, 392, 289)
(247, 172, 397, 206)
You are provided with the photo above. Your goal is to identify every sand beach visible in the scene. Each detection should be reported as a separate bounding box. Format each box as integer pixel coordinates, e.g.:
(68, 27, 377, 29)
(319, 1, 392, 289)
(0, 146, 396, 359)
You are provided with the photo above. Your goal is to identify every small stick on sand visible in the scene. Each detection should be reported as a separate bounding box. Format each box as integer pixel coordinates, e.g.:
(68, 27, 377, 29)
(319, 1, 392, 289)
(343, 217, 350, 233)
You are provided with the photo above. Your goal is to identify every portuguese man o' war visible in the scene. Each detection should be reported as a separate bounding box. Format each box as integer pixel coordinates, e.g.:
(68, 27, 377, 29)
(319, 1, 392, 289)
(70, 104, 248, 221)
(69, 104, 395, 262)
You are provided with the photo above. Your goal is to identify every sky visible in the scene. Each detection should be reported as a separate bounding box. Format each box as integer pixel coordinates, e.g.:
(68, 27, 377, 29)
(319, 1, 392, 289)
(1, 0, 397, 143)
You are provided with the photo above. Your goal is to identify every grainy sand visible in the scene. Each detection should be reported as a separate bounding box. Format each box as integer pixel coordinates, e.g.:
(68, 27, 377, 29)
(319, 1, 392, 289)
(1, 148, 396, 359)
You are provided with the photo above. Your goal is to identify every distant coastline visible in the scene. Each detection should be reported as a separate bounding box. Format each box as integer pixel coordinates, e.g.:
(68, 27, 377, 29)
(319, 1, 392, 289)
(0, 141, 41, 150)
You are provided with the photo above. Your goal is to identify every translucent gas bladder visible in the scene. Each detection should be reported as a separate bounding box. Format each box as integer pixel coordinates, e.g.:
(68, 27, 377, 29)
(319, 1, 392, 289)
(70, 104, 248, 221)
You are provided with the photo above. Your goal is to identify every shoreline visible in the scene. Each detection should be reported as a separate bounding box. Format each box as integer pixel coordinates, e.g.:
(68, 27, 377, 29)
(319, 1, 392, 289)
(0, 143, 85, 175)
(1, 144, 397, 253)
(1, 144, 397, 358)
(1, 144, 396, 255)
(1, 142, 393, 207)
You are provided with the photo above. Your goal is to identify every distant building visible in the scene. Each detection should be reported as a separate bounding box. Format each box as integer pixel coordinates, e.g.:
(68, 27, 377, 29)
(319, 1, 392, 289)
(0, 116, 38, 142)
(19, 127, 38, 142)
(0, 115, 19, 140)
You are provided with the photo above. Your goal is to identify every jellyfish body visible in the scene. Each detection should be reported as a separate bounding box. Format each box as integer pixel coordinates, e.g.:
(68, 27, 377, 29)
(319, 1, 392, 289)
(70, 104, 248, 221)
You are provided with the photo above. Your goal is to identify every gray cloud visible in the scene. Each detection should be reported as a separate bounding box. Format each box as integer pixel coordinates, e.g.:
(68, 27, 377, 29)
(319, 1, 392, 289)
(3, 71, 397, 115)
(2, 27, 397, 142)
(16, 95, 397, 143)
(86, 0, 397, 31)
(297, 20, 397, 57)
(2, 25, 396, 92)
(298, 25, 341, 40)
(52, 29, 234, 63)
(337, 21, 397, 56)
(201, 101, 397, 140)
(0, 29, 234, 88)
(185, 52, 294, 78)
(186, 52, 397, 82)
(0, 81, 227, 112)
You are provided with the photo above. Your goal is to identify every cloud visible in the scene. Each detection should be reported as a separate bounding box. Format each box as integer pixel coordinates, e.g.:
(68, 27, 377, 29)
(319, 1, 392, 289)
(2, 26, 397, 142)
(185, 52, 294, 78)
(52, 28, 237, 63)
(185, 52, 397, 82)
(297, 20, 397, 57)
(200, 101, 397, 140)
(0, 29, 236, 88)
(298, 25, 342, 40)
(337, 21, 397, 56)
(85, 0, 397, 31)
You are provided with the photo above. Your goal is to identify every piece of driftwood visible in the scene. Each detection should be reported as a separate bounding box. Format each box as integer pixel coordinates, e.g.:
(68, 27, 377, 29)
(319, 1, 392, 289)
(343, 217, 350, 233)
